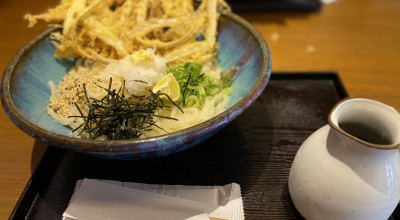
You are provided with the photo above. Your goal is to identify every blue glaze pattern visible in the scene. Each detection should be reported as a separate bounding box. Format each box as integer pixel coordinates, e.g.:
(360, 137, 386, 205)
(1, 13, 272, 160)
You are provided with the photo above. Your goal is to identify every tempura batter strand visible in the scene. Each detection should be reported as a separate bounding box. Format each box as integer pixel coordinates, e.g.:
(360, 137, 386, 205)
(25, 0, 231, 65)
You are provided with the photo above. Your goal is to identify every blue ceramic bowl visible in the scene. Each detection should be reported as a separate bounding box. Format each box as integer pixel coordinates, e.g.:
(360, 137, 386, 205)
(1, 13, 271, 159)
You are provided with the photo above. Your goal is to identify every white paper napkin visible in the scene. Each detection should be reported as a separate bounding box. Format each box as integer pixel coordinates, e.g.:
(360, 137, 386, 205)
(63, 179, 244, 220)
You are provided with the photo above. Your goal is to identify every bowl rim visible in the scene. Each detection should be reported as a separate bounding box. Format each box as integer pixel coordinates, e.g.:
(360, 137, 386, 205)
(1, 12, 272, 154)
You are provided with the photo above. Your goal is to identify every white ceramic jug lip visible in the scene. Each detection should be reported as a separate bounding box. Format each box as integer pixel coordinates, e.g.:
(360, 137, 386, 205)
(328, 98, 400, 150)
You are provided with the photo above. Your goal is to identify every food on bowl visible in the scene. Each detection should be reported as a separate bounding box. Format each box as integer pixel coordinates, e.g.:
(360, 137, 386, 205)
(25, 0, 236, 140)
(25, 0, 230, 64)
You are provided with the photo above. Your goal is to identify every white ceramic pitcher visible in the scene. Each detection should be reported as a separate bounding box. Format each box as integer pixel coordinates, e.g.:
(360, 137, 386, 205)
(288, 98, 400, 220)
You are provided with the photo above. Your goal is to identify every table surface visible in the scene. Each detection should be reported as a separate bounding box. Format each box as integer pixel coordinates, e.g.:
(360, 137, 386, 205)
(1, 0, 400, 218)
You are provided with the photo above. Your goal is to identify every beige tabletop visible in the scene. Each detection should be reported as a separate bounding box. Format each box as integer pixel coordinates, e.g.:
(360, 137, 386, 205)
(1, 0, 400, 218)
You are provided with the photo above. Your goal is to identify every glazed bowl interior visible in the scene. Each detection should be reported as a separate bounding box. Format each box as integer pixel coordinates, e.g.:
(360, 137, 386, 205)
(1, 13, 271, 159)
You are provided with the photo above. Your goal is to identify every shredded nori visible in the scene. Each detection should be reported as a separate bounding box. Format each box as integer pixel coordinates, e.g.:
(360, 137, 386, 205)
(69, 78, 182, 140)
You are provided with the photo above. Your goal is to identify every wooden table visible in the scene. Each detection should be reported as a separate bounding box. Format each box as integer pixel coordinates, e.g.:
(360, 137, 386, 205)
(1, 0, 400, 218)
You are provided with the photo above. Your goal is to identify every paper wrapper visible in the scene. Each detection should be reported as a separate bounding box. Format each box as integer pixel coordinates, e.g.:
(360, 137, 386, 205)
(62, 179, 244, 220)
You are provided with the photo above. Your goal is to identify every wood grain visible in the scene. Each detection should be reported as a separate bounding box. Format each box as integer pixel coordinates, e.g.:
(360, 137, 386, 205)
(1, 0, 400, 218)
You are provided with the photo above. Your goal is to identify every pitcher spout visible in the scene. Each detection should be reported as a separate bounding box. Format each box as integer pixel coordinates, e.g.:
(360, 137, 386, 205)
(328, 98, 400, 149)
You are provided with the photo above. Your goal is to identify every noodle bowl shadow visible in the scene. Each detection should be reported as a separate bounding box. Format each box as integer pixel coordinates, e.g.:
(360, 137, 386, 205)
(1, 13, 272, 160)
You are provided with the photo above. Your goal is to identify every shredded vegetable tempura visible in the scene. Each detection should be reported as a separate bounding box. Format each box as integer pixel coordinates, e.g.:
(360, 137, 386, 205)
(25, 0, 231, 65)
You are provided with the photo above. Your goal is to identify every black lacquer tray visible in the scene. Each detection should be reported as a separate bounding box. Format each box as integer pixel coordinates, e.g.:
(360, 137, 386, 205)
(12, 72, 399, 220)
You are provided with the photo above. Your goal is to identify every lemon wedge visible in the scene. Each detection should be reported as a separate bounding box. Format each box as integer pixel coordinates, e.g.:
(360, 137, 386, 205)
(152, 73, 181, 102)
